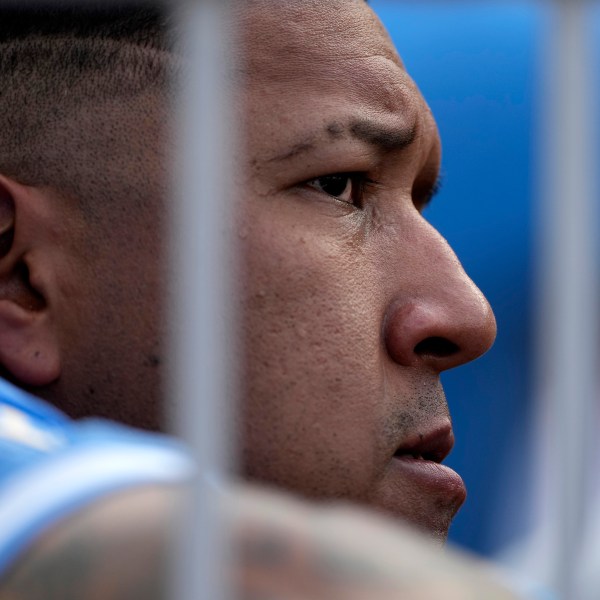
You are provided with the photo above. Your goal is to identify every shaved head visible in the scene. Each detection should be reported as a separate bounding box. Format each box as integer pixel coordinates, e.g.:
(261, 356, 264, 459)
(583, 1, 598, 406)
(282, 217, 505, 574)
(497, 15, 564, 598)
(0, 6, 177, 223)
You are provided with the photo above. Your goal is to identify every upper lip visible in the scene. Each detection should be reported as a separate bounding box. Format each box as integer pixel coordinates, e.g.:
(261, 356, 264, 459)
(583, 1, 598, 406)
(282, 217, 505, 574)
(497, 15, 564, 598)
(393, 425, 455, 464)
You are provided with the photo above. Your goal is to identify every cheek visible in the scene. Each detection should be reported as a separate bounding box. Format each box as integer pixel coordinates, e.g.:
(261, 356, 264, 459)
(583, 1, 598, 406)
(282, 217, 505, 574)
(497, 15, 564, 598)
(235, 209, 385, 499)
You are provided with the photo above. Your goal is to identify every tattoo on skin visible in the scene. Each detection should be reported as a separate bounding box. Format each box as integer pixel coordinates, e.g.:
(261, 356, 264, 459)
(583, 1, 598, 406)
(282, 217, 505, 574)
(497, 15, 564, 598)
(1, 531, 167, 600)
(0, 489, 172, 600)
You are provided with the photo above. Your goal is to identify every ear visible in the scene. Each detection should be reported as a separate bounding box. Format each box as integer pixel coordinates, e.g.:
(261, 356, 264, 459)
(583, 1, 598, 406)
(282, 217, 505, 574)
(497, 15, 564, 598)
(0, 175, 60, 387)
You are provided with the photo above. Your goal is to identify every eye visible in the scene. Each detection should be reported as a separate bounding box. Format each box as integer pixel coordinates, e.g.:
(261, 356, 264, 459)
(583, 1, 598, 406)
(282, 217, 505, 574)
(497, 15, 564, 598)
(305, 173, 364, 206)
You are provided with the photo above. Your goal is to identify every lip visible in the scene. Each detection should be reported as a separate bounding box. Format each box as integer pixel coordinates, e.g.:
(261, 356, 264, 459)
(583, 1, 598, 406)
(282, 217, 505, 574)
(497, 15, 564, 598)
(394, 425, 455, 463)
(391, 424, 466, 505)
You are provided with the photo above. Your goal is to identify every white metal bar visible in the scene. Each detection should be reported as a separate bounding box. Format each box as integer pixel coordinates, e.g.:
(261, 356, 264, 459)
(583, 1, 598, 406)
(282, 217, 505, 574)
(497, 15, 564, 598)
(533, 0, 599, 596)
(170, 2, 235, 600)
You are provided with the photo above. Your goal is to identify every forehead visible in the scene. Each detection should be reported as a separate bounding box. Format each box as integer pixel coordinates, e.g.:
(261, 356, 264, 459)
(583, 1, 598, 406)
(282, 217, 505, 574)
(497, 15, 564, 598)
(236, 0, 438, 159)
(239, 1, 401, 68)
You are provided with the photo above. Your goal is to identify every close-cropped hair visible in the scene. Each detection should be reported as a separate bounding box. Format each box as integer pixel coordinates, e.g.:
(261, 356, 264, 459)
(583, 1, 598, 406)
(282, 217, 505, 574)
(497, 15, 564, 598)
(0, 5, 171, 50)
(0, 4, 177, 221)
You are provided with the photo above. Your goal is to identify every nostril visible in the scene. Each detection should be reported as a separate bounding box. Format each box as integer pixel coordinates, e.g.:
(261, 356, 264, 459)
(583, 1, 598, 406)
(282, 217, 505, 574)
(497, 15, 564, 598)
(414, 336, 459, 358)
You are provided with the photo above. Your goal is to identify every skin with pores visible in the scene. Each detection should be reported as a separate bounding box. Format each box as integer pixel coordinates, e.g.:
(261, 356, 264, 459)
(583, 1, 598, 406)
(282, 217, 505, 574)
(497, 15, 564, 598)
(0, 0, 495, 546)
(236, 1, 496, 541)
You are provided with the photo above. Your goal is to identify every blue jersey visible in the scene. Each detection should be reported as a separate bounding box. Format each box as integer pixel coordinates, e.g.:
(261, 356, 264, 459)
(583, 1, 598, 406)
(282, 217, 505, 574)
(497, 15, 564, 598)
(0, 378, 193, 577)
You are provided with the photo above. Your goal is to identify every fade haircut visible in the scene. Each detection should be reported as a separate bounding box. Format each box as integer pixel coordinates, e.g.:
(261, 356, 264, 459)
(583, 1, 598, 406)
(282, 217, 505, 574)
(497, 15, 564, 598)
(0, 4, 178, 223)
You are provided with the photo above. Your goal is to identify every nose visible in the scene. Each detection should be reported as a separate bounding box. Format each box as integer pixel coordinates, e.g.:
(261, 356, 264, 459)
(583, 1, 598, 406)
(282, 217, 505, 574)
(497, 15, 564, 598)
(383, 225, 497, 373)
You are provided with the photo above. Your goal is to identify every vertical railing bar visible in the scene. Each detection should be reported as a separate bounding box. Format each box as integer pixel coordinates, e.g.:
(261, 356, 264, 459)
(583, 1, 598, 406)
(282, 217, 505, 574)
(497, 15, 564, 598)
(170, 2, 235, 600)
(535, 0, 599, 595)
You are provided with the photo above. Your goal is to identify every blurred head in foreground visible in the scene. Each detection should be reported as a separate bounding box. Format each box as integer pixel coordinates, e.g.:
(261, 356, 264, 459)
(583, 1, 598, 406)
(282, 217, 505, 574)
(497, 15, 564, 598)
(0, 0, 496, 540)
(0, 480, 520, 600)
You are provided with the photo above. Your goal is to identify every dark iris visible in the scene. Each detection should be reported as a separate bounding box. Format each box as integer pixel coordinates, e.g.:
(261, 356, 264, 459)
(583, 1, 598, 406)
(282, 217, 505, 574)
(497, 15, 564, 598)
(316, 175, 350, 198)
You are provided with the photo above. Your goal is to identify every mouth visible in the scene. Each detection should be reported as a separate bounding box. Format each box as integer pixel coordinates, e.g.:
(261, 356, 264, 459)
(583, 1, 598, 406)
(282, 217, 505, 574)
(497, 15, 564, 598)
(393, 426, 455, 464)
(389, 424, 467, 519)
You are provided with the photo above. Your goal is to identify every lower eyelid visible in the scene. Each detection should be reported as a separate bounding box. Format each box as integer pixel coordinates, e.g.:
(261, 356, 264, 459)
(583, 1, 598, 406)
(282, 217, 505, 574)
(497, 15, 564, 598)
(294, 172, 381, 210)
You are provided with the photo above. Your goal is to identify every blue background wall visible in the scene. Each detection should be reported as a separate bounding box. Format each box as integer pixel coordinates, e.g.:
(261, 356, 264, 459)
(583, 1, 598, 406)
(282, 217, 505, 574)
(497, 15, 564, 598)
(370, 1, 545, 556)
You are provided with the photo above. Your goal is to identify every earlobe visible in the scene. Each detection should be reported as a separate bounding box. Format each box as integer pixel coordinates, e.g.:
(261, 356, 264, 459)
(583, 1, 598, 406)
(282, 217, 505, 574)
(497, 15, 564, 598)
(0, 299, 60, 386)
(0, 175, 61, 387)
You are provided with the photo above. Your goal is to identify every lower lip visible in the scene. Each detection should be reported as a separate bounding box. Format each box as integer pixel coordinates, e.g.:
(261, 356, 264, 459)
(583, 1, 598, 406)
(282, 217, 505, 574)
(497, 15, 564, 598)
(391, 455, 467, 504)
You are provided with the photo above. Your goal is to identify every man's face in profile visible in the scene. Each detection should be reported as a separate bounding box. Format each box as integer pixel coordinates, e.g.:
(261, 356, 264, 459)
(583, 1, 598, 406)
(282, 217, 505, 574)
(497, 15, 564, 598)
(234, 0, 496, 541)
(0, 2, 495, 544)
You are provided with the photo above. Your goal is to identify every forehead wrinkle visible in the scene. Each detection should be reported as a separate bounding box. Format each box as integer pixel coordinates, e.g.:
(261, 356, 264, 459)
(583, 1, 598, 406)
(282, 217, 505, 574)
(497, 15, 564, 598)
(245, 55, 418, 143)
(268, 139, 317, 163)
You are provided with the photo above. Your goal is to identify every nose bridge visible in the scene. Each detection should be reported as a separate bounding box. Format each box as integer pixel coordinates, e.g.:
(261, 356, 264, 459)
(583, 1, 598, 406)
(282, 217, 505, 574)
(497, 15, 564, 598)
(420, 222, 483, 309)
(384, 218, 497, 371)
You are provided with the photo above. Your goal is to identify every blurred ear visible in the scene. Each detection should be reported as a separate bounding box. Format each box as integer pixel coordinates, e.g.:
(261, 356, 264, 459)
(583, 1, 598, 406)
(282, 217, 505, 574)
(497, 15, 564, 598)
(0, 175, 60, 387)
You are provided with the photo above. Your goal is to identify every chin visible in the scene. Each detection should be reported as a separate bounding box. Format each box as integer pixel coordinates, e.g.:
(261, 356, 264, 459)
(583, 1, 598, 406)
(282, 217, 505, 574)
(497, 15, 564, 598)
(365, 481, 465, 546)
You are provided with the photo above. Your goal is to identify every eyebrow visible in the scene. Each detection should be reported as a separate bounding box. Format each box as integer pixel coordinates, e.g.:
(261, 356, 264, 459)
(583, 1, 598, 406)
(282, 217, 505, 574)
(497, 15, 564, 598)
(269, 118, 418, 163)
(347, 119, 417, 151)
